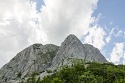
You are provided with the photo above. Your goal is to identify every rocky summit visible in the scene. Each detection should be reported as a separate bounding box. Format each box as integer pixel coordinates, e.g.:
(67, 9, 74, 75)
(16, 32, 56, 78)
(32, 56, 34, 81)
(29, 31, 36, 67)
(0, 34, 108, 83)
(52, 34, 107, 67)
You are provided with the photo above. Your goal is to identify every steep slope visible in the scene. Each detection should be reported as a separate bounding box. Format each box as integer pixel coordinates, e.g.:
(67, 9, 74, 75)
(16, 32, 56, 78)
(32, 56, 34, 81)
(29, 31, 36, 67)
(0, 34, 108, 83)
(52, 34, 107, 67)
(83, 44, 107, 63)
(0, 44, 59, 83)
(52, 34, 86, 67)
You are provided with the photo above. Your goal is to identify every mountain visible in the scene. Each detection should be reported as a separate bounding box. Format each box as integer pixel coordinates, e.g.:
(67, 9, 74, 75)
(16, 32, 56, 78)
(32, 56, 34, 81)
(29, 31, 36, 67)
(0, 44, 59, 83)
(0, 34, 108, 83)
(52, 34, 107, 67)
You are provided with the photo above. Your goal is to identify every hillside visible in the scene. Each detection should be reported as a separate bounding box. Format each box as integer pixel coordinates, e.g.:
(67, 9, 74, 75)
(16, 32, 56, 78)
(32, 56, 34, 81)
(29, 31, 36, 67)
(20, 62, 125, 83)
(0, 34, 108, 83)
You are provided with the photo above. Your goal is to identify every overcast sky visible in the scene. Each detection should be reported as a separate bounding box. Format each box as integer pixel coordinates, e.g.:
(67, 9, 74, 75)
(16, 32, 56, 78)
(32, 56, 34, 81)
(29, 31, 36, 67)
(0, 0, 125, 68)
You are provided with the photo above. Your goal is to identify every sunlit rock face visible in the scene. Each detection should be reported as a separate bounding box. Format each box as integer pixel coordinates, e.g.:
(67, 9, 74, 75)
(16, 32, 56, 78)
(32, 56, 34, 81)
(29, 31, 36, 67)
(83, 44, 107, 63)
(52, 34, 107, 67)
(0, 44, 59, 83)
(0, 34, 107, 83)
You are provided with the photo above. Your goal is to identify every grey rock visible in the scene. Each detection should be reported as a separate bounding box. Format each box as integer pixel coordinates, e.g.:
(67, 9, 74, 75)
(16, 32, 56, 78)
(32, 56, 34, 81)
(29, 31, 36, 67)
(0, 34, 108, 83)
(52, 34, 107, 67)
(0, 43, 59, 83)
(52, 34, 86, 66)
(83, 44, 108, 63)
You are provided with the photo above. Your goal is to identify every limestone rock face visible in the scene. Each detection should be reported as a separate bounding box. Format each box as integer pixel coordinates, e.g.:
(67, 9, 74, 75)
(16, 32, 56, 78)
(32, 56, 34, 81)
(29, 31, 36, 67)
(52, 34, 86, 66)
(0, 44, 59, 83)
(83, 44, 107, 63)
(0, 34, 108, 83)
(52, 34, 107, 67)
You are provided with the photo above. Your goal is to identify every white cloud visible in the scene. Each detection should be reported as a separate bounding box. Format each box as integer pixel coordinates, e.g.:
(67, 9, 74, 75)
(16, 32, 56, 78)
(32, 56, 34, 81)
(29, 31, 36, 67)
(0, 0, 99, 68)
(116, 30, 125, 37)
(104, 28, 115, 44)
(3, 0, 125, 67)
(41, 0, 98, 45)
(83, 25, 106, 50)
(0, 0, 46, 68)
(104, 27, 125, 44)
(108, 28, 125, 38)
(106, 36, 111, 43)
(109, 43, 125, 64)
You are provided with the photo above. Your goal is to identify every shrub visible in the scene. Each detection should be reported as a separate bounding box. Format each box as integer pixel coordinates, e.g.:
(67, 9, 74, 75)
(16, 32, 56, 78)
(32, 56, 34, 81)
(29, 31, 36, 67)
(17, 72, 22, 78)
(46, 70, 52, 73)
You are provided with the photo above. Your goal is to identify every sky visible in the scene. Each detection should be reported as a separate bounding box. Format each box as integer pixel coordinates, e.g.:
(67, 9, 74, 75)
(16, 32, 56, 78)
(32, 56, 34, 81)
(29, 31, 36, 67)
(0, 0, 125, 68)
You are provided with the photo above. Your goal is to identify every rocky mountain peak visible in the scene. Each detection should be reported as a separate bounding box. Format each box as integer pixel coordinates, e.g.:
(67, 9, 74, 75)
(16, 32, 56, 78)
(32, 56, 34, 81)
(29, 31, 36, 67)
(64, 34, 80, 42)
(52, 34, 108, 67)
(0, 34, 108, 83)
(52, 34, 86, 66)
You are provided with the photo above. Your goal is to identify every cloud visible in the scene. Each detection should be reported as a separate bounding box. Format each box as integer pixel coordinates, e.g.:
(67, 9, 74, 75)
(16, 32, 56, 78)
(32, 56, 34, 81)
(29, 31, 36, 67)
(1, 0, 125, 67)
(83, 25, 106, 50)
(0, 0, 99, 68)
(42, 0, 98, 45)
(108, 43, 125, 64)
(0, 0, 46, 68)
(104, 27, 125, 44)
(106, 36, 111, 43)
(108, 28, 125, 38)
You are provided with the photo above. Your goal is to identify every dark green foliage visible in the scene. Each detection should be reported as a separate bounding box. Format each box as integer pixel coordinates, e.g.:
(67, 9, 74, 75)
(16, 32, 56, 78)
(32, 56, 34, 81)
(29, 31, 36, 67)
(19, 76, 42, 83)
(51, 77, 63, 83)
(31, 72, 39, 76)
(19, 62, 125, 83)
(46, 69, 52, 73)
(19, 81, 24, 83)
(42, 62, 125, 83)
(39, 70, 45, 73)
(17, 72, 22, 78)
(36, 77, 41, 83)
(19, 72, 42, 83)
(2, 75, 4, 79)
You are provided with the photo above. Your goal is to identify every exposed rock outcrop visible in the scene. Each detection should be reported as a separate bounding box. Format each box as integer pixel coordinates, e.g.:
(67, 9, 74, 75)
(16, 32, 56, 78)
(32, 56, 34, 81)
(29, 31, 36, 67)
(0, 34, 108, 83)
(83, 44, 107, 63)
(52, 34, 86, 66)
(52, 34, 107, 67)
(0, 44, 59, 83)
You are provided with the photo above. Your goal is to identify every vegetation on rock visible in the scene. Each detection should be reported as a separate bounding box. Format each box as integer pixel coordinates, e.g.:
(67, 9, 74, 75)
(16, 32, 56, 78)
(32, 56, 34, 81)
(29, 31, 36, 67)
(19, 62, 125, 83)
